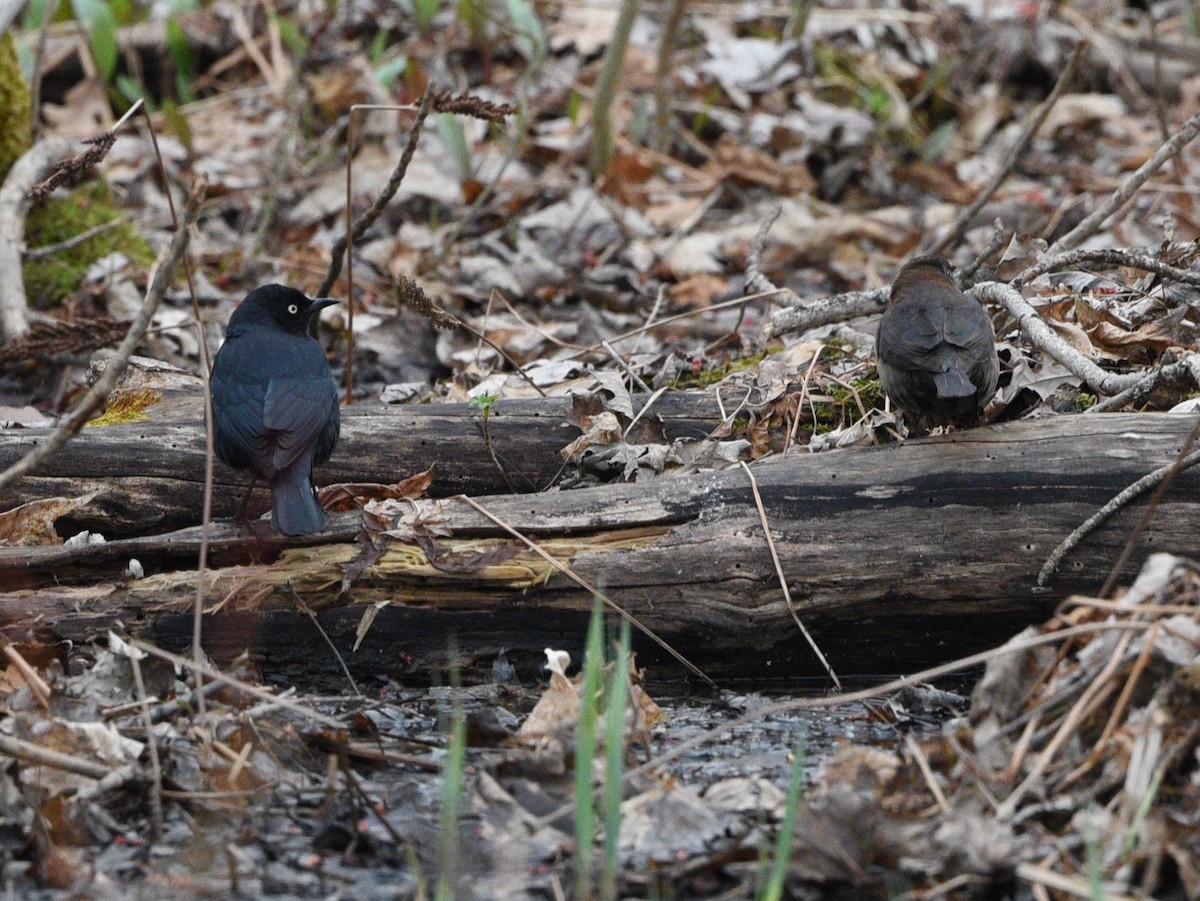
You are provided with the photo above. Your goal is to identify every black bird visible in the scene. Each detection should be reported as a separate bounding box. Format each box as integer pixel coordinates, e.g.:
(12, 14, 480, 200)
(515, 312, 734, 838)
(211, 285, 340, 535)
(875, 256, 999, 428)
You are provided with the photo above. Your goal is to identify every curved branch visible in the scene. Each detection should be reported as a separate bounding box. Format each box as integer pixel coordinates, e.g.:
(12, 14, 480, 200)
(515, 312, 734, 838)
(970, 281, 1157, 396)
(0, 137, 74, 340)
(0, 177, 206, 495)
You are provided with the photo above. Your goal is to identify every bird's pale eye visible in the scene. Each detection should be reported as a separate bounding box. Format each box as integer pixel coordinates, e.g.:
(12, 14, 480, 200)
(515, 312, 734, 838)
(288, 304, 298, 314)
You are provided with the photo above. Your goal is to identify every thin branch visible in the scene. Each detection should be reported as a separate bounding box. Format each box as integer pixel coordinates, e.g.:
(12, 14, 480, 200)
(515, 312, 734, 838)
(740, 461, 841, 690)
(959, 218, 1008, 286)
(969, 281, 1151, 396)
(131, 639, 343, 728)
(1047, 107, 1200, 255)
(926, 41, 1084, 258)
(1038, 442, 1200, 585)
(744, 204, 800, 303)
(317, 91, 435, 298)
(0, 178, 205, 496)
(22, 216, 123, 260)
(457, 494, 717, 690)
(1014, 246, 1200, 289)
(765, 286, 889, 339)
(1085, 359, 1194, 414)
(0, 136, 75, 339)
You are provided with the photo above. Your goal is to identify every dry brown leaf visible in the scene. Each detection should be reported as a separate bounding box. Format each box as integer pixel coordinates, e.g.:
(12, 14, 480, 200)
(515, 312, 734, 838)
(318, 467, 436, 511)
(668, 274, 729, 309)
(561, 411, 622, 461)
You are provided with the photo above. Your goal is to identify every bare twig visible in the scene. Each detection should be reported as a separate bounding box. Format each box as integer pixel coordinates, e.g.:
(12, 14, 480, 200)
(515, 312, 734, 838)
(0, 136, 75, 339)
(0, 733, 116, 780)
(745, 205, 800, 303)
(1097, 416, 1200, 598)
(926, 41, 1084, 258)
(457, 495, 717, 689)
(318, 93, 432, 297)
(765, 285, 890, 338)
(740, 461, 842, 690)
(1014, 246, 1200, 290)
(958, 219, 1008, 286)
(969, 281, 1151, 396)
(1047, 107, 1200, 255)
(288, 584, 362, 697)
(1036, 441, 1200, 585)
(22, 216, 123, 260)
(127, 643, 164, 842)
(320, 91, 435, 403)
(0, 178, 205, 495)
(1084, 359, 1194, 414)
(131, 639, 343, 728)
(651, 0, 687, 153)
(135, 103, 214, 714)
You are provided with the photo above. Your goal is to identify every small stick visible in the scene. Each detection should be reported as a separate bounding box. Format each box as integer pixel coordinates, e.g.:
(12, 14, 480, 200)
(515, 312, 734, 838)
(457, 495, 717, 689)
(601, 339, 653, 394)
(904, 734, 949, 813)
(288, 584, 362, 697)
(1015, 246, 1200, 290)
(744, 205, 800, 305)
(137, 101, 215, 716)
(131, 639, 343, 728)
(994, 630, 1131, 819)
(1047, 107, 1200, 255)
(958, 219, 1007, 286)
(0, 733, 114, 780)
(739, 461, 841, 689)
(926, 41, 1084, 258)
(1, 640, 51, 710)
(1037, 441, 1200, 586)
(1097, 415, 1200, 598)
(1085, 360, 1193, 414)
(970, 281, 1150, 396)
(128, 645, 164, 841)
(22, 217, 124, 260)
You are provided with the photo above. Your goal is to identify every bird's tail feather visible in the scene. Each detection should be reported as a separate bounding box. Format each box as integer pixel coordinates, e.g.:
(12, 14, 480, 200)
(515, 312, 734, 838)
(933, 369, 975, 399)
(271, 469, 326, 536)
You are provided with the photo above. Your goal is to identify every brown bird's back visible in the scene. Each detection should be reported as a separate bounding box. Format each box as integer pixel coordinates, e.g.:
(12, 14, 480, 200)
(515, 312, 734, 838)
(875, 256, 999, 427)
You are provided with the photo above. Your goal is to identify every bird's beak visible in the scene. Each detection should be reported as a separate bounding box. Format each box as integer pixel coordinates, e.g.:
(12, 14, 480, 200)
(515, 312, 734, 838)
(306, 298, 340, 336)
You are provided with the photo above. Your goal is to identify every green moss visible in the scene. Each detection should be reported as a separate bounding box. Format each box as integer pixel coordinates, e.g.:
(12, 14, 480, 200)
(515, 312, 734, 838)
(23, 181, 155, 307)
(0, 32, 33, 179)
(86, 388, 161, 426)
(1074, 392, 1097, 412)
(670, 349, 777, 390)
(807, 377, 886, 435)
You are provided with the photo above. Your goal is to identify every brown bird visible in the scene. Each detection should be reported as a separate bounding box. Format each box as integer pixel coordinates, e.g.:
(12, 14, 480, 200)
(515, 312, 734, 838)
(875, 256, 999, 427)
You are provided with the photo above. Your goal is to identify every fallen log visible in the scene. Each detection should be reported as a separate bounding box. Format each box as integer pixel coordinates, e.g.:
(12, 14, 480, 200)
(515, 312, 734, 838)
(0, 391, 726, 537)
(2, 413, 1198, 682)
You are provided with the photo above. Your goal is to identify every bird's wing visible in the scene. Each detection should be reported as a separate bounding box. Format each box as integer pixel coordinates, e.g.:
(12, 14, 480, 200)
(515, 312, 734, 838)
(211, 367, 273, 474)
(878, 304, 945, 364)
(262, 373, 339, 472)
(942, 300, 995, 352)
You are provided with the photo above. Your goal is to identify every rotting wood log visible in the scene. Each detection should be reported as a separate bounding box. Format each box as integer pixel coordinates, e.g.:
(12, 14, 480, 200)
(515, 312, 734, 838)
(0, 392, 727, 537)
(2, 412, 1199, 682)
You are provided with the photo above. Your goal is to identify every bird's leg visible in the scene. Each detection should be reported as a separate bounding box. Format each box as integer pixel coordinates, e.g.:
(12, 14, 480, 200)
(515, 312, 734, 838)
(235, 475, 261, 524)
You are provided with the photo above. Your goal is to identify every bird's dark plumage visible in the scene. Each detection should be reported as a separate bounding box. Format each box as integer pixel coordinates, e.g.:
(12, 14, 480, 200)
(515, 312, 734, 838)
(875, 256, 999, 427)
(211, 285, 340, 535)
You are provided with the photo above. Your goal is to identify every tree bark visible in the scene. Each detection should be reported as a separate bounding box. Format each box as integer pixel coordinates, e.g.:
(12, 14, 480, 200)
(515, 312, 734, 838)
(0, 391, 726, 536)
(2, 412, 1197, 683)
